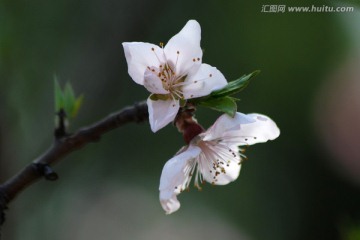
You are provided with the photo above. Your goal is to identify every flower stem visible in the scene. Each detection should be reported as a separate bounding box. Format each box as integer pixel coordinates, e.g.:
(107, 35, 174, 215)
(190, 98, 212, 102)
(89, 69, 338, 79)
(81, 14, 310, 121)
(174, 104, 205, 144)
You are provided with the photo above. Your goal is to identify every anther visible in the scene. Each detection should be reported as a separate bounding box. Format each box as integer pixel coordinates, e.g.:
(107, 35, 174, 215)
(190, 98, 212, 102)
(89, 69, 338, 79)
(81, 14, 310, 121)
(177, 51, 180, 54)
(160, 42, 164, 47)
(192, 58, 196, 62)
(151, 47, 155, 51)
(209, 74, 213, 77)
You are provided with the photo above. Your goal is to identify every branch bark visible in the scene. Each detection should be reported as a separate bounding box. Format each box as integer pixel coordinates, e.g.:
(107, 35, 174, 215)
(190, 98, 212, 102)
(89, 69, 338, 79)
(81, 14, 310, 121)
(0, 101, 148, 236)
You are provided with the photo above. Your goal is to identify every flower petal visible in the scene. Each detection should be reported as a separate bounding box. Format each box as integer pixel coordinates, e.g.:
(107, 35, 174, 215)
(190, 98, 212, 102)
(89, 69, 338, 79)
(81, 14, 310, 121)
(122, 42, 165, 85)
(202, 112, 256, 141)
(147, 97, 180, 132)
(182, 63, 227, 99)
(144, 68, 169, 94)
(200, 151, 242, 185)
(217, 113, 280, 146)
(159, 145, 202, 214)
(234, 113, 280, 145)
(159, 195, 180, 215)
(164, 20, 203, 77)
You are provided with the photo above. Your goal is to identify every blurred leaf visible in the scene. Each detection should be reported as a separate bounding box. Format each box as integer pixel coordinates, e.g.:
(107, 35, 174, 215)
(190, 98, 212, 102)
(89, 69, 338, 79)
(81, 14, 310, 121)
(72, 95, 84, 118)
(54, 79, 83, 119)
(54, 76, 64, 111)
(198, 96, 237, 117)
(64, 82, 76, 116)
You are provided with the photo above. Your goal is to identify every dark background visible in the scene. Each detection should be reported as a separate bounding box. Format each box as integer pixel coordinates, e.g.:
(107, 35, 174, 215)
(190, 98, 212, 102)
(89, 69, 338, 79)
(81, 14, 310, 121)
(1, 0, 360, 239)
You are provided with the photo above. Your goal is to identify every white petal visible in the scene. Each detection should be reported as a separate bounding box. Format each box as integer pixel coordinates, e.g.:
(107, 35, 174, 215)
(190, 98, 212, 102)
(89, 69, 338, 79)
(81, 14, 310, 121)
(159, 195, 180, 215)
(182, 64, 227, 99)
(144, 68, 169, 94)
(202, 112, 256, 141)
(159, 145, 202, 214)
(201, 152, 242, 185)
(122, 42, 165, 85)
(147, 97, 180, 132)
(219, 113, 280, 146)
(164, 20, 203, 76)
(237, 113, 280, 145)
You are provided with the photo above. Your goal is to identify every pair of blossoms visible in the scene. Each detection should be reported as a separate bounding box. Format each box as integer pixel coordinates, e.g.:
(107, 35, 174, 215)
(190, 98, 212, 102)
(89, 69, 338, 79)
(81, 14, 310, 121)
(123, 20, 280, 214)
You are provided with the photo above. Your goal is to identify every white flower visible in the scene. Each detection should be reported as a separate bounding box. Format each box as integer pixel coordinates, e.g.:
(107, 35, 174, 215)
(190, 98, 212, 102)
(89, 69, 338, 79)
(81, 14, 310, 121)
(159, 112, 280, 214)
(122, 20, 227, 132)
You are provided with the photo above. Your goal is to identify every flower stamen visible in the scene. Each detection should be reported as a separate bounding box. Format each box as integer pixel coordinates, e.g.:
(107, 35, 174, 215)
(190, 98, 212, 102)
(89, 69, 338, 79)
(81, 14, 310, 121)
(151, 47, 163, 65)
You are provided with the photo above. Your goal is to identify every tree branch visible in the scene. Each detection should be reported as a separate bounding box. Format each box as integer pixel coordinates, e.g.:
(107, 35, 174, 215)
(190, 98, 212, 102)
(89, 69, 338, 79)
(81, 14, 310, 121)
(0, 101, 148, 235)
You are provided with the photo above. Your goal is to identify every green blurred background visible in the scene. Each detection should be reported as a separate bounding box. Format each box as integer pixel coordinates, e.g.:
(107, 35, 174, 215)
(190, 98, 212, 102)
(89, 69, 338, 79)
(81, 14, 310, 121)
(1, 0, 360, 239)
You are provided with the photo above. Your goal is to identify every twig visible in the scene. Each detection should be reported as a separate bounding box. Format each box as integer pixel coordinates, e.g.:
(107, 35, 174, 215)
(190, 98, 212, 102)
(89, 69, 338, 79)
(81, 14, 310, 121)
(54, 108, 68, 139)
(0, 101, 148, 236)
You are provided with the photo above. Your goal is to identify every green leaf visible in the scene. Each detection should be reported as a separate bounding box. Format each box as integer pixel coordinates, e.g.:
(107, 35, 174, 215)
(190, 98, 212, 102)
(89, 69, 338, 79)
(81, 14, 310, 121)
(189, 70, 259, 105)
(209, 70, 260, 99)
(198, 96, 237, 117)
(54, 78, 84, 119)
(64, 82, 76, 117)
(71, 95, 84, 118)
(65, 82, 76, 101)
(54, 76, 64, 111)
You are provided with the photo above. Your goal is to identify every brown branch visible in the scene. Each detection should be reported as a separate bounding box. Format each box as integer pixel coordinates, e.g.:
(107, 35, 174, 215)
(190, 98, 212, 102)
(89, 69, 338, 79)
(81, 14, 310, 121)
(0, 101, 148, 236)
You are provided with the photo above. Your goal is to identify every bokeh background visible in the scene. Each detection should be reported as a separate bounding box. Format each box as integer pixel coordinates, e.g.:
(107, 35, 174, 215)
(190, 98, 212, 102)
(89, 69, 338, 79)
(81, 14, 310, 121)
(1, 0, 360, 239)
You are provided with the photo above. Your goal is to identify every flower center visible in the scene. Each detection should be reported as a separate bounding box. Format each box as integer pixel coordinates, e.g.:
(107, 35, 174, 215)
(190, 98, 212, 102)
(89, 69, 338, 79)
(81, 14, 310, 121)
(149, 45, 201, 101)
(158, 62, 186, 100)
